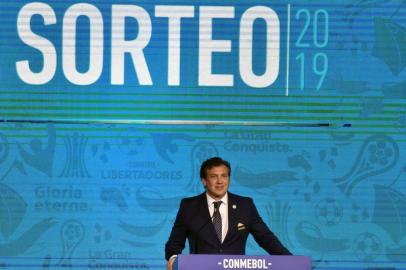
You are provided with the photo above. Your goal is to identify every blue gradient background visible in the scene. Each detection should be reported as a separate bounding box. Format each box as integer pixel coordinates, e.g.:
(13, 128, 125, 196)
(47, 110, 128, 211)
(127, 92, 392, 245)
(0, 1, 405, 270)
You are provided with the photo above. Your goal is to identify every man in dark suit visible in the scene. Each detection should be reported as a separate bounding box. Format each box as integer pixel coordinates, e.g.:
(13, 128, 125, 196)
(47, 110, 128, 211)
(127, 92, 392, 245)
(165, 157, 291, 269)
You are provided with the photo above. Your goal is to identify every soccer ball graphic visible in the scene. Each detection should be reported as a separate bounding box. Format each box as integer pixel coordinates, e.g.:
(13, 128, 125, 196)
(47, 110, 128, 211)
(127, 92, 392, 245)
(353, 232, 382, 260)
(315, 198, 343, 226)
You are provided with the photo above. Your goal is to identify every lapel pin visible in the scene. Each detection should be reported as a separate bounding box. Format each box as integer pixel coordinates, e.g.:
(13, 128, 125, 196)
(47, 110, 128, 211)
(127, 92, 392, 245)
(232, 204, 236, 209)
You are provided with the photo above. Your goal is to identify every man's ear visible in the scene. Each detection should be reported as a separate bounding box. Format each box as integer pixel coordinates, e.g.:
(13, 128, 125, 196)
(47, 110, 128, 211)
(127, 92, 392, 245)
(201, 178, 207, 187)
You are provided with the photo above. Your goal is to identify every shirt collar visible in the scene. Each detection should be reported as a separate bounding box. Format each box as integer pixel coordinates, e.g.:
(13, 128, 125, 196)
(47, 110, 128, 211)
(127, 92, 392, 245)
(206, 192, 228, 207)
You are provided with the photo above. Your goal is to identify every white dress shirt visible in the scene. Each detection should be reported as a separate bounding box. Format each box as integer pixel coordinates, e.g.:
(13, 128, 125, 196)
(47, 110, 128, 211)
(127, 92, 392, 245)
(206, 193, 229, 243)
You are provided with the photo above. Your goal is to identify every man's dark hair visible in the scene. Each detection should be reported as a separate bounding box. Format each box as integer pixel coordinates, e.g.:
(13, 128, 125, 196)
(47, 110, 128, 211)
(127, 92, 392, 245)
(200, 157, 231, 179)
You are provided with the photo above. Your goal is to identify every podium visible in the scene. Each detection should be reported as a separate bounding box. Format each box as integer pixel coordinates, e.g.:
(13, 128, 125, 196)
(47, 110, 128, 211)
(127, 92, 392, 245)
(173, 255, 311, 270)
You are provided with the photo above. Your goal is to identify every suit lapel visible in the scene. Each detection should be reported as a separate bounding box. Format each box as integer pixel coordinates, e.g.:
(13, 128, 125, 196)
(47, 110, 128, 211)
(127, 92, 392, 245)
(224, 193, 238, 243)
(197, 193, 221, 246)
(198, 193, 211, 223)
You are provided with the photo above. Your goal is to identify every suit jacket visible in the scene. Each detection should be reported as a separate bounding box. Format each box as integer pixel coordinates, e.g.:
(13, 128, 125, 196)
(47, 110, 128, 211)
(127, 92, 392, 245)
(165, 192, 291, 260)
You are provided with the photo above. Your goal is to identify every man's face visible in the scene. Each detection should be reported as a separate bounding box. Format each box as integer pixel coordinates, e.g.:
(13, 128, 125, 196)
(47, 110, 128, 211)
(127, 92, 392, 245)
(201, 165, 230, 200)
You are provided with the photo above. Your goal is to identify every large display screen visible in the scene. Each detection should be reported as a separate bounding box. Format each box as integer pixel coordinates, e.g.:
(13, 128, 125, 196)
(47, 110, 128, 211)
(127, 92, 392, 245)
(0, 1, 405, 269)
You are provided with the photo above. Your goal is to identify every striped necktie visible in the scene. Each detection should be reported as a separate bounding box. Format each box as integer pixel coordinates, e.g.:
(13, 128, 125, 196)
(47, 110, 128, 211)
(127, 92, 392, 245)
(212, 201, 222, 242)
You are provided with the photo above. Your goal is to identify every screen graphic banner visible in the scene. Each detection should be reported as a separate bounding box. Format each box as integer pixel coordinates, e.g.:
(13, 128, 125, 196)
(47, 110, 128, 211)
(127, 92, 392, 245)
(0, 1, 405, 270)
